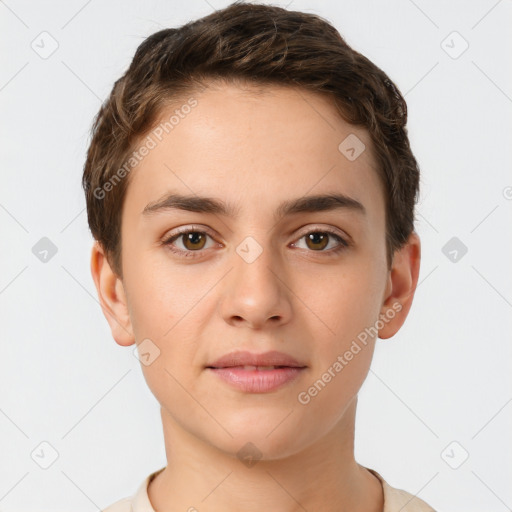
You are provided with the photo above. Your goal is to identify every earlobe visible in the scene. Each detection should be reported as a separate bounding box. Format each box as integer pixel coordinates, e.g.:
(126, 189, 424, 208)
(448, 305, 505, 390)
(90, 241, 135, 346)
(378, 232, 421, 340)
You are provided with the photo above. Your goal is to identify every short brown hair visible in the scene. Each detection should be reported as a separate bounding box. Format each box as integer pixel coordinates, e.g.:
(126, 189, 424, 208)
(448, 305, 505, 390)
(82, 0, 420, 278)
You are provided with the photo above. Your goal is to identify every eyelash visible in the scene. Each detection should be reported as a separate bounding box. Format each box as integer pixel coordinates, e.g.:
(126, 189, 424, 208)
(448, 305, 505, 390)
(161, 226, 350, 259)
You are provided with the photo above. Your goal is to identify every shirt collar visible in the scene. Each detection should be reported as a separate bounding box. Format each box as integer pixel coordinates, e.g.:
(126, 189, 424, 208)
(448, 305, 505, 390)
(131, 466, 433, 512)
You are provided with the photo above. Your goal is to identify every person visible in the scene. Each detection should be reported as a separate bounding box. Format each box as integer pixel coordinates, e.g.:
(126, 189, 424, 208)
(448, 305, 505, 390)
(82, 1, 435, 510)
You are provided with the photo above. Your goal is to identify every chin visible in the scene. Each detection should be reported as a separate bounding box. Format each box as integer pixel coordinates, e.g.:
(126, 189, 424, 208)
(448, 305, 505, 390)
(205, 414, 315, 463)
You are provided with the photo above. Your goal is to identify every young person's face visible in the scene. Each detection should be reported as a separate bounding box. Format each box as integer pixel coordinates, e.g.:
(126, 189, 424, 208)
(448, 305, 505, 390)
(92, 82, 420, 459)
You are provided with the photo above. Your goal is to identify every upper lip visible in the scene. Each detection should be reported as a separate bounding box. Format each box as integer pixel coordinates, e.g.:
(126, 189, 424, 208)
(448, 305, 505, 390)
(207, 350, 306, 368)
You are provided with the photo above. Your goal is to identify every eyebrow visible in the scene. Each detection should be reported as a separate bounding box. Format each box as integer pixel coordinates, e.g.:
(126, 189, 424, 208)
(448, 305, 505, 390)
(142, 192, 366, 220)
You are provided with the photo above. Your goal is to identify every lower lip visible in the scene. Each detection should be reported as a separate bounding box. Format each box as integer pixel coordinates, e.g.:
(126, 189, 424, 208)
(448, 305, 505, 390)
(207, 367, 305, 393)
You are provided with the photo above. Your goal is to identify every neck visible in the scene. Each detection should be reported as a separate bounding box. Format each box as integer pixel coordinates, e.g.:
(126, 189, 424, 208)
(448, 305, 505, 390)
(148, 397, 383, 512)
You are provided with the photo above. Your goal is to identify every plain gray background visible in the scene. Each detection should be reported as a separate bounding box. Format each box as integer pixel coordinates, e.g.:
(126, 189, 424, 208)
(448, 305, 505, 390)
(1, 0, 511, 510)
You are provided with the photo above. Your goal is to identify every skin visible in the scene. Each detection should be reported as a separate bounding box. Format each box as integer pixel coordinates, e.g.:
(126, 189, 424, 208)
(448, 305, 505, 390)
(91, 81, 420, 512)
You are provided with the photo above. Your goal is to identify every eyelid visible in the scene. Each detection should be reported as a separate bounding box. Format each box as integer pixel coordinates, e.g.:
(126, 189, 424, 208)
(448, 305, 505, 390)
(162, 224, 351, 257)
(163, 224, 349, 243)
(294, 224, 350, 243)
(163, 224, 218, 239)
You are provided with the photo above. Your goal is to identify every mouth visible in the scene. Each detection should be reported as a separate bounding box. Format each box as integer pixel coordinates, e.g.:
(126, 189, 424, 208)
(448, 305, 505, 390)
(206, 350, 306, 369)
(208, 365, 296, 370)
(205, 351, 307, 393)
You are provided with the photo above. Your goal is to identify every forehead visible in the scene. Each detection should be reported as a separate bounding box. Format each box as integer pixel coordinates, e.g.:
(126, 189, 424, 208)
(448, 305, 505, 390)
(123, 82, 385, 226)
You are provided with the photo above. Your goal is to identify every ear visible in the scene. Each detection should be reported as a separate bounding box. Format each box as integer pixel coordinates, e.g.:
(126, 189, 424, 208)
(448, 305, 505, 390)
(378, 231, 421, 339)
(90, 241, 135, 346)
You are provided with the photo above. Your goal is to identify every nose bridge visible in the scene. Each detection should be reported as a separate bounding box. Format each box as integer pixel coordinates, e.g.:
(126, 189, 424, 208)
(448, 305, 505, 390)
(220, 230, 291, 326)
(233, 231, 282, 295)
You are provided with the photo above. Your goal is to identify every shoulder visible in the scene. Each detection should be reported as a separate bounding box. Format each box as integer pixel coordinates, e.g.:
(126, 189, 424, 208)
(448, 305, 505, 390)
(382, 482, 436, 512)
(101, 497, 132, 512)
(100, 467, 165, 512)
(366, 467, 437, 512)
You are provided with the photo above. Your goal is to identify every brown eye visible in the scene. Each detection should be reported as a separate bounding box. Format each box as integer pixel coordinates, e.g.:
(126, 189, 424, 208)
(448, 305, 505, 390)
(163, 229, 216, 258)
(181, 232, 207, 250)
(292, 229, 349, 255)
(304, 232, 329, 251)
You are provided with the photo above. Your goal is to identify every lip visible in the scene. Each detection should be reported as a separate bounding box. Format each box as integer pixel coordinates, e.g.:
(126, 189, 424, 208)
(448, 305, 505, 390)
(206, 350, 307, 393)
(207, 350, 306, 369)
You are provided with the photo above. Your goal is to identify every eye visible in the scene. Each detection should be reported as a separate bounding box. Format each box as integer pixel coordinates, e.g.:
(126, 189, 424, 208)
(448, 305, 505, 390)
(162, 226, 350, 259)
(292, 229, 349, 254)
(162, 228, 217, 258)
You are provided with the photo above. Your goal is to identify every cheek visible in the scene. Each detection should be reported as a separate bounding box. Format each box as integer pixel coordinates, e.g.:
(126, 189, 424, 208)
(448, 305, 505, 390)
(128, 283, 175, 340)
(124, 255, 198, 339)
(301, 264, 384, 346)
(125, 261, 207, 380)
(289, 336, 375, 451)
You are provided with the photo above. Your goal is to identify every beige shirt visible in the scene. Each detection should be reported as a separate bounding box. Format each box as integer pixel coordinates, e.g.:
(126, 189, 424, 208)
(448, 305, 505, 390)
(101, 466, 436, 511)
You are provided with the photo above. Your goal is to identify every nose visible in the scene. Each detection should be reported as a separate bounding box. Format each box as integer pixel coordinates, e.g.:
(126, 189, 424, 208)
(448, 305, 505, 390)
(219, 238, 293, 330)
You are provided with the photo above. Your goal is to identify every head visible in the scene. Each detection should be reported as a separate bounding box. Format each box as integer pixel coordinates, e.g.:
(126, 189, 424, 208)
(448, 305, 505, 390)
(84, 1, 421, 460)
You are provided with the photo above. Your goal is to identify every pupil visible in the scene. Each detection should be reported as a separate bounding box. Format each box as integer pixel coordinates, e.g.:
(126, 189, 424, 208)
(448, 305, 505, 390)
(308, 233, 327, 250)
(185, 232, 204, 249)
